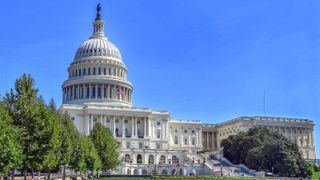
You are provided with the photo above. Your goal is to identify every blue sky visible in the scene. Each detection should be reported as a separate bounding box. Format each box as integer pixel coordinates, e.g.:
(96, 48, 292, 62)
(0, 0, 319, 157)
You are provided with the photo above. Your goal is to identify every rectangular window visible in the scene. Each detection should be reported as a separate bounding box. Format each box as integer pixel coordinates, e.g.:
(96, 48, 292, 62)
(98, 87, 101, 98)
(79, 69, 81, 76)
(104, 87, 107, 98)
(98, 68, 101, 75)
(103, 68, 106, 75)
(116, 119, 119, 123)
(192, 138, 196, 145)
(125, 120, 128, 124)
(156, 143, 160, 149)
(93, 68, 96, 75)
(88, 68, 91, 75)
(83, 68, 86, 75)
(157, 121, 160, 125)
(106, 118, 110, 123)
(86, 87, 90, 98)
(126, 142, 130, 149)
(92, 87, 96, 98)
(137, 120, 140, 124)
(157, 131, 161, 139)
(139, 142, 143, 149)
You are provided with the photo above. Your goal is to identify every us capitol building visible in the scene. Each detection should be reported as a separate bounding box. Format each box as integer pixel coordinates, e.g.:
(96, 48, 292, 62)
(61, 4, 316, 176)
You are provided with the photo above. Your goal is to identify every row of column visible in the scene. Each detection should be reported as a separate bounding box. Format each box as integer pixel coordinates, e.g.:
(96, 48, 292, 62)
(63, 83, 132, 103)
(70, 66, 127, 80)
(202, 131, 217, 150)
(267, 126, 314, 147)
(86, 114, 149, 138)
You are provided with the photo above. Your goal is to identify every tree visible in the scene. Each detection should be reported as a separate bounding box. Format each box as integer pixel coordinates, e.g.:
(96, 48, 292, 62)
(83, 136, 102, 173)
(0, 103, 22, 177)
(3, 74, 61, 177)
(89, 122, 120, 171)
(221, 127, 307, 177)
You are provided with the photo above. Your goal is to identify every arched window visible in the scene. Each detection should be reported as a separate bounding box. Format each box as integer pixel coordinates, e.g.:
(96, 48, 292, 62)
(172, 155, 179, 164)
(124, 154, 130, 163)
(133, 169, 138, 175)
(157, 130, 161, 139)
(115, 128, 119, 137)
(159, 155, 166, 164)
(127, 169, 131, 175)
(179, 169, 183, 175)
(161, 169, 168, 175)
(148, 155, 154, 164)
(137, 154, 142, 164)
(174, 136, 178, 144)
(142, 169, 148, 175)
(171, 169, 177, 176)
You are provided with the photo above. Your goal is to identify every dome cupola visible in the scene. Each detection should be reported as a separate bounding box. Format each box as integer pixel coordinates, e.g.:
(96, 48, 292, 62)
(62, 3, 133, 108)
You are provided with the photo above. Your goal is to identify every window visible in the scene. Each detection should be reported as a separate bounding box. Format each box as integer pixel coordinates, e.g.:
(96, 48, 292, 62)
(124, 119, 128, 124)
(98, 68, 101, 75)
(148, 155, 154, 164)
(137, 154, 142, 164)
(93, 68, 96, 75)
(184, 129, 187, 134)
(103, 68, 106, 75)
(192, 138, 196, 145)
(174, 136, 178, 144)
(137, 120, 140, 124)
(184, 138, 188, 145)
(79, 69, 81, 76)
(88, 68, 91, 75)
(116, 119, 119, 123)
(125, 128, 129, 137)
(156, 143, 161, 149)
(175, 129, 178, 133)
(71, 117, 75, 121)
(157, 130, 161, 139)
(98, 87, 101, 98)
(126, 142, 130, 149)
(160, 155, 166, 164)
(124, 154, 130, 163)
(83, 68, 86, 75)
(139, 142, 143, 149)
(192, 130, 195, 134)
(86, 87, 90, 98)
(106, 118, 110, 123)
(137, 129, 141, 137)
(157, 121, 160, 125)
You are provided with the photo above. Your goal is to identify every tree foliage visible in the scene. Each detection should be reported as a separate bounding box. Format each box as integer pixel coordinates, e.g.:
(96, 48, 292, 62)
(3, 74, 61, 172)
(89, 122, 120, 170)
(221, 127, 307, 177)
(0, 103, 22, 176)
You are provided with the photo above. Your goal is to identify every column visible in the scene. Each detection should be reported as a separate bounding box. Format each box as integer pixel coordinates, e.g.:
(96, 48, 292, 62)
(108, 85, 111, 99)
(83, 84, 87, 98)
(135, 117, 138, 137)
(131, 117, 135, 137)
(77, 84, 80, 99)
(147, 117, 151, 138)
(122, 117, 125, 138)
(95, 84, 98, 99)
(90, 115, 94, 131)
(113, 116, 116, 136)
(89, 84, 92, 99)
(86, 114, 90, 135)
(102, 84, 105, 99)
(144, 117, 147, 138)
(100, 115, 103, 124)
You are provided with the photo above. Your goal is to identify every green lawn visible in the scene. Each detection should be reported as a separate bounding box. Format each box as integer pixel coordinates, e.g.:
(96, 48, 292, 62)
(312, 172, 320, 180)
(94, 177, 265, 180)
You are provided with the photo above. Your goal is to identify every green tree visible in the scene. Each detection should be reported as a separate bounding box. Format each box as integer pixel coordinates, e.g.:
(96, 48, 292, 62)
(221, 127, 307, 177)
(0, 103, 22, 177)
(3, 74, 61, 176)
(89, 122, 120, 171)
(83, 136, 102, 173)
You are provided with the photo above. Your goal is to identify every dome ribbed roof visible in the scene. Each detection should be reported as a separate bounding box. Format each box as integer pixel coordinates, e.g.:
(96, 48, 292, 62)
(73, 37, 122, 62)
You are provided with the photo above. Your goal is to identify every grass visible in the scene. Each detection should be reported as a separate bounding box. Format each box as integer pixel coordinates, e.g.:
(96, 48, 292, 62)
(312, 172, 320, 180)
(93, 177, 266, 180)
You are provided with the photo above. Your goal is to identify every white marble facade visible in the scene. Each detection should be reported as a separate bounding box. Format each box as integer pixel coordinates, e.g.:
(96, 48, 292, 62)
(60, 5, 316, 175)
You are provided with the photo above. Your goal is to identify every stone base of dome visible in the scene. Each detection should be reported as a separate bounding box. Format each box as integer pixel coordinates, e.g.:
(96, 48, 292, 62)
(63, 99, 132, 108)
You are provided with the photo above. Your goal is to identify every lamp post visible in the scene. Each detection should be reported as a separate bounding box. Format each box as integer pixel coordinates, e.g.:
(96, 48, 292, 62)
(192, 160, 195, 176)
(203, 160, 206, 176)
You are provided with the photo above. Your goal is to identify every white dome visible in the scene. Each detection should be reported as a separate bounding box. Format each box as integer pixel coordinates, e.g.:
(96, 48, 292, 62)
(73, 37, 122, 62)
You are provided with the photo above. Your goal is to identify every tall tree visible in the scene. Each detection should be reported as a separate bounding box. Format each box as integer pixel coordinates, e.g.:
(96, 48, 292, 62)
(0, 103, 22, 177)
(83, 136, 102, 173)
(3, 74, 61, 176)
(89, 122, 120, 171)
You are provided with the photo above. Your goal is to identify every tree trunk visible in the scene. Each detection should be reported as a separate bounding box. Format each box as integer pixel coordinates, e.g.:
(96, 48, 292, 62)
(23, 171, 27, 180)
(62, 165, 66, 180)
